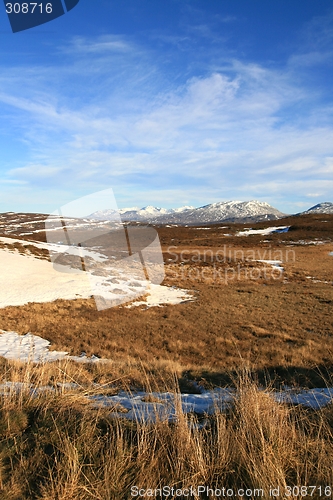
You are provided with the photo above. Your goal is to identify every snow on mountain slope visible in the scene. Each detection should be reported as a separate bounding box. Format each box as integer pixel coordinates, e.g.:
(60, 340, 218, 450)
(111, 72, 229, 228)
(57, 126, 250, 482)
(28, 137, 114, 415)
(299, 202, 333, 215)
(148, 200, 286, 225)
(88, 200, 285, 224)
(89, 205, 195, 221)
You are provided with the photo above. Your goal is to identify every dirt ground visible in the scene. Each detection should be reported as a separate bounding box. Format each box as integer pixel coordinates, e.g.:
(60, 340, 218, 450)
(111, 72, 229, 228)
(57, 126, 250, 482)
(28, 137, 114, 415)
(0, 213, 332, 388)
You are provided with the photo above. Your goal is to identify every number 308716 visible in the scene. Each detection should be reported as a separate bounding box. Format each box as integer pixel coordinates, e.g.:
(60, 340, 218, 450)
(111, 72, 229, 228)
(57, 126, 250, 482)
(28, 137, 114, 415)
(5, 3, 53, 14)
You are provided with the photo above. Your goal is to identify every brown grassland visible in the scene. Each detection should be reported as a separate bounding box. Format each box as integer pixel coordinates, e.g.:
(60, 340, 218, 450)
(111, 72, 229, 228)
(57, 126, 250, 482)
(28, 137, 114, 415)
(0, 213, 331, 498)
(0, 213, 332, 389)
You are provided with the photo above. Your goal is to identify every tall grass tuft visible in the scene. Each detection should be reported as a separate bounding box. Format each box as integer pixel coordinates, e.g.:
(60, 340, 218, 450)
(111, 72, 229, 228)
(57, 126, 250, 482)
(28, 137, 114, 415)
(0, 362, 332, 498)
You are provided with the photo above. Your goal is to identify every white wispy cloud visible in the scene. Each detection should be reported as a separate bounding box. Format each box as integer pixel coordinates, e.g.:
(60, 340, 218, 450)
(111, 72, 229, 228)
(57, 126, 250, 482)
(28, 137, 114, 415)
(63, 35, 135, 54)
(0, 28, 332, 212)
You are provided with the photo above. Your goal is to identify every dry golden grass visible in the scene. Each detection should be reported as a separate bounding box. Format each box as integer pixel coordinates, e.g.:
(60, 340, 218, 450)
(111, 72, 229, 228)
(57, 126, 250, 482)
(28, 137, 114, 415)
(0, 213, 331, 497)
(0, 241, 50, 260)
(0, 363, 332, 499)
(0, 214, 331, 389)
(0, 279, 332, 388)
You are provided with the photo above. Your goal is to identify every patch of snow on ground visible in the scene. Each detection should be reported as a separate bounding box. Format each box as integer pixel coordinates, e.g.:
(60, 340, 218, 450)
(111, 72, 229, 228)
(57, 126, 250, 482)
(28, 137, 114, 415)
(0, 237, 108, 263)
(257, 259, 284, 271)
(0, 373, 332, 419)
(0, 330, 101, 363)
(0, 249, 93, 307)
(236, 226, 290, 237)
(92, 389, 234, 421)
(275, 388, 333, 409)
(0, 241, 193, 309)
(96, 387, 333, 418)
(0, 331, 332, 414)
(126, 284, 194, 308)
(284, 240, 328, 245)
(306, 276, 332, 284)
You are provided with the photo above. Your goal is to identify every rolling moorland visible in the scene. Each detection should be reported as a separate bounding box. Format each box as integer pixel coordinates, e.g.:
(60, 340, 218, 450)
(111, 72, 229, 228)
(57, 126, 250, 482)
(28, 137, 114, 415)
(0, 211, 331, 389)
(0, 211, 331, 498)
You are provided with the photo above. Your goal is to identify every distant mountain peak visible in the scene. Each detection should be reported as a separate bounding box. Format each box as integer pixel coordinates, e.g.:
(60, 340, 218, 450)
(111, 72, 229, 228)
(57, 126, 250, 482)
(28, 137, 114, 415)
(299, 202, 333, 215)
(150, 200, 285, 225)
(88, 200, 285, 225)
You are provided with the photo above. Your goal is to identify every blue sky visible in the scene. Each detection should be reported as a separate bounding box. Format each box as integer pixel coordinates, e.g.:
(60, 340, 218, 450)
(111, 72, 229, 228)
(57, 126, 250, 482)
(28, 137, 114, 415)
(0, 0, 332, 214)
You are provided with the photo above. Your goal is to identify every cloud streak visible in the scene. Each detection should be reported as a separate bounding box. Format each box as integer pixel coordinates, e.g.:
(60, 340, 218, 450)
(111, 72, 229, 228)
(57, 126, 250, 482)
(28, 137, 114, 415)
(0, 27, 332, 213)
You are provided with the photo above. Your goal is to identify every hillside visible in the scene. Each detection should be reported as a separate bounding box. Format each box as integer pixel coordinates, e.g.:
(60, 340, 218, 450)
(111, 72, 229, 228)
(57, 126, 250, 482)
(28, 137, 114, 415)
(89, 200, 286, 225)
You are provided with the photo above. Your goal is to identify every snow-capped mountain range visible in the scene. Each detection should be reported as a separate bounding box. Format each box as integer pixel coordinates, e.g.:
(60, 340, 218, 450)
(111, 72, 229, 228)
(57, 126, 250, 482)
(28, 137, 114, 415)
(88, 200, 286, 225)
(89, 205, 195, 222)
(88, 200, 333, 226)
(154, 201, 285, 224)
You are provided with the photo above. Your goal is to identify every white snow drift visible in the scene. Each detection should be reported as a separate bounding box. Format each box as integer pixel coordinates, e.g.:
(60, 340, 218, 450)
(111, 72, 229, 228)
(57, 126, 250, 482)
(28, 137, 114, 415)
(236, 226, 290, 236)
(0, 237, 193, 309)
(0, 330, 100, 363)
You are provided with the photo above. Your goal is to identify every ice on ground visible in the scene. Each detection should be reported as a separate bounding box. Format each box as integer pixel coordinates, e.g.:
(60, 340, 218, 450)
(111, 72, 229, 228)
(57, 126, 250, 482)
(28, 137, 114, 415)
(236, 226, 290, 236)
(0, 330, 101, 363)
